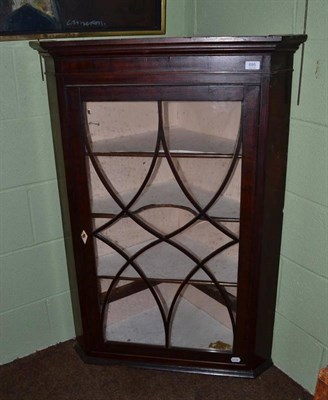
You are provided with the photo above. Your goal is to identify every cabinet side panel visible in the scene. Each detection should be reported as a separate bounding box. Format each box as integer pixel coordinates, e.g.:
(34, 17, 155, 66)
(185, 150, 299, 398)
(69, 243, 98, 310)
(254, 55, 294, 360)
(44, 57, 83, 343)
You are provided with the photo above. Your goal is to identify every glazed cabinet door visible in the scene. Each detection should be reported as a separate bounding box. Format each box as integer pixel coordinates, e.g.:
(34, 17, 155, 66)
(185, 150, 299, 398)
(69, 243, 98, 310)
(61, 84, 260, 371)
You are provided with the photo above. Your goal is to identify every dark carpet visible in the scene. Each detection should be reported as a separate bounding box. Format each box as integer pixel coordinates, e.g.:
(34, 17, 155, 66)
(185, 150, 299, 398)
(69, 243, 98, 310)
(0, 340, 311, 400)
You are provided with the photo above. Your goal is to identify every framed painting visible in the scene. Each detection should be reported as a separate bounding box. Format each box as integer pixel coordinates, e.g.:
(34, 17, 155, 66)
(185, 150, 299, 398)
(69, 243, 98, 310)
(0, 0, 166, 40)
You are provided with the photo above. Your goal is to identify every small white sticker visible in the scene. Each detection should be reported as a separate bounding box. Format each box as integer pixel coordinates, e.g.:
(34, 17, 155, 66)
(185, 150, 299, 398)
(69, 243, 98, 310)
(231, 357, 241, 363)
(245, 61, 261, 70)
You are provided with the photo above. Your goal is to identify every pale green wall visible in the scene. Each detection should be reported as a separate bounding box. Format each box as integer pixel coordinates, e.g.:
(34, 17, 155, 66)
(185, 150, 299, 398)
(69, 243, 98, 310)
(1, 0, 327, 395)
(167, 0, 195, 36)
(0, 41, 74, 363)
(196, 0, 328, 394)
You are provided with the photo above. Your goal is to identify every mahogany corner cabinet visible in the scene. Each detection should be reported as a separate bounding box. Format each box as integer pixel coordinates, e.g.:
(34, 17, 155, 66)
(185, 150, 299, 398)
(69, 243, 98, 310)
(31, 36, 306, 377)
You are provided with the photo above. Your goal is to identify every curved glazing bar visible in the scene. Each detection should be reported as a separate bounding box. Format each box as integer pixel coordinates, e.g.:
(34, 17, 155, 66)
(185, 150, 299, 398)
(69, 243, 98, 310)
(166, 241, 238, 343)
(98, 233, 167, 341)
(84, 109, 162, 235)
(159, 101, 242, 240)
(99, 231, 237, 348)
(86, 101, 241, 242)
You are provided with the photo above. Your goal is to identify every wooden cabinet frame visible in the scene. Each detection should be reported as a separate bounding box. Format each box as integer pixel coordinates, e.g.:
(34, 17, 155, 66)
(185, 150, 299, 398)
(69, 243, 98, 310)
(31, 36, 306, 377)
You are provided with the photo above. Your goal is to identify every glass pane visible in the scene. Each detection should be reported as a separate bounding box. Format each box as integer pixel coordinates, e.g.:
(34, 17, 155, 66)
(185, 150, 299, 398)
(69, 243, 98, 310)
(170, 283, 235, 351)
(162, 101, 241, 155)
(87, 101, 158, 153)
(101, 277, 165, 346)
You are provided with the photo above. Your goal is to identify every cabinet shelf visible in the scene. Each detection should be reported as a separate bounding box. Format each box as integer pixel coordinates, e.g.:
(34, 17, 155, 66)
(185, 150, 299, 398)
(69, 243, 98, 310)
(92, 180, 240, 221)
(90, 128, 241, 158)
(97, 236, 238, 284)
(99, 277, 237, 322)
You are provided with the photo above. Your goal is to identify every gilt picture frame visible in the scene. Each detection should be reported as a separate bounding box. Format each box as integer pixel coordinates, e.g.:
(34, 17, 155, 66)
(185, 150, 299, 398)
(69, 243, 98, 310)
(0, 0, 166, 40)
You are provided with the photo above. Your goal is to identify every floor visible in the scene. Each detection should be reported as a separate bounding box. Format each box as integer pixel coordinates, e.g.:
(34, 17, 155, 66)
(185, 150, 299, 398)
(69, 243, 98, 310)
(0, 340, 312, 400)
